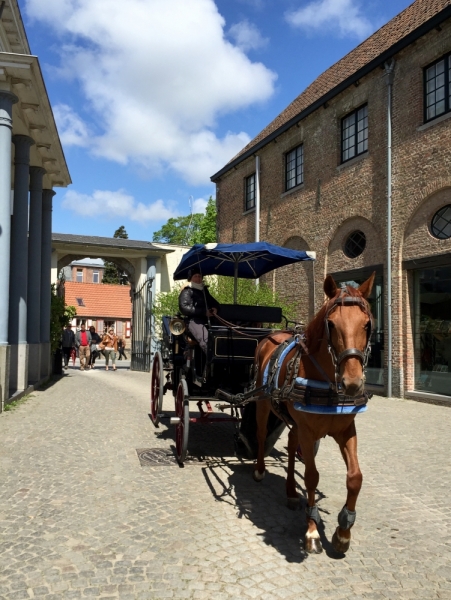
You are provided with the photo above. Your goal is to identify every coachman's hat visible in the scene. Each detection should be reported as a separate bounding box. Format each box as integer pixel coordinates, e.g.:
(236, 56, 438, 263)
(187, 267, 202, 281)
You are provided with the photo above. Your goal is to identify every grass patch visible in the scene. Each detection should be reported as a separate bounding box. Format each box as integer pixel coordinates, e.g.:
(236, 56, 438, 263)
(4, 393, 34, 411)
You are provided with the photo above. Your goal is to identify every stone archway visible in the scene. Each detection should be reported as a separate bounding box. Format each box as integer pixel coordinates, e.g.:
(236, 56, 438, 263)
(57, 254, 136, 286)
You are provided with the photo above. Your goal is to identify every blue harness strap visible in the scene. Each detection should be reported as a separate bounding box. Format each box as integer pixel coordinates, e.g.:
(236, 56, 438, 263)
(293, 403, 368, 415)
(262, 339, 297, 389)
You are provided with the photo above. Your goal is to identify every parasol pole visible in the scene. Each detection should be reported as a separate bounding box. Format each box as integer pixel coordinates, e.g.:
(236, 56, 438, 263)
(234, 260, 238, 304)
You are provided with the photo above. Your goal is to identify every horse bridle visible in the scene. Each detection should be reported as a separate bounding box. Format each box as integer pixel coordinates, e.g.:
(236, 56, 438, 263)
(324, 291, 373, 384)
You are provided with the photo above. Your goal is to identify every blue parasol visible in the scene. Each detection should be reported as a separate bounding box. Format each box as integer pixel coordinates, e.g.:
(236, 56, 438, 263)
(173, 242, 316, 303)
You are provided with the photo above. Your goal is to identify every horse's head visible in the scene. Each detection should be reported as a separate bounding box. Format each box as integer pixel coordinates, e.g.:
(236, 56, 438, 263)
(322, 273, 375, 397)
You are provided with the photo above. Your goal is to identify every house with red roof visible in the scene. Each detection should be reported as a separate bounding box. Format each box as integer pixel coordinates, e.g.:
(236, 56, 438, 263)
(65, 282, 132, 339)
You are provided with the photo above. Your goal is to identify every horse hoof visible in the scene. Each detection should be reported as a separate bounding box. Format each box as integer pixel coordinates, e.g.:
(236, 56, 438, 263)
(286, 497, 299, 510)
(332, 528, 350, 553)
(253, 469, 265, 482)
(304, 535, 323, 554)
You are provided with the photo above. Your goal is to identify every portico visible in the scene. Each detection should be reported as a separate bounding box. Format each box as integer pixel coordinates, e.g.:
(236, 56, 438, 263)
(0, 1, 71, 409)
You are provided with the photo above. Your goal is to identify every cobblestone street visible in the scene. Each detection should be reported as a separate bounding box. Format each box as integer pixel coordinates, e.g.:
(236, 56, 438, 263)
(0, 366, 450, 600)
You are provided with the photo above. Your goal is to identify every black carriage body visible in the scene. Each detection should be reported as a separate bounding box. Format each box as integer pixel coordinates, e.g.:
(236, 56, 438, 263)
(163, 305, 286, 460)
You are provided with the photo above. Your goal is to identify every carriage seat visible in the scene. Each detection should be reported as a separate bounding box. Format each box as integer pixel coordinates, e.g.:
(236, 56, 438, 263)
(217, 304, 282, 325)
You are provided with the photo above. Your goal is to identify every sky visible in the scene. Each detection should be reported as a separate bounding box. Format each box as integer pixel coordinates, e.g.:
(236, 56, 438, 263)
(19, 0, 414, 242)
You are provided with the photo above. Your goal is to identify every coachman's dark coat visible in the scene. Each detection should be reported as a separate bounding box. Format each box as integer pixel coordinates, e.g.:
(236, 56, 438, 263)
(179, 286, 219, 322)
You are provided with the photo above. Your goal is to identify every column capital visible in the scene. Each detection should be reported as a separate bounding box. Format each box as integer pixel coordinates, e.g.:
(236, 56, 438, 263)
(13, 135, 35, 166)
(29, 166, 46, 191)
(0, 90, 19, 105)
(42, 189, 56, 212)
(0, 91, 18, 130)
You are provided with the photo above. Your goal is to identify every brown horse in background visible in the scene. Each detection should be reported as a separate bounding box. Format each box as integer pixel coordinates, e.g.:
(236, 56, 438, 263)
(253, 273, 375, 554)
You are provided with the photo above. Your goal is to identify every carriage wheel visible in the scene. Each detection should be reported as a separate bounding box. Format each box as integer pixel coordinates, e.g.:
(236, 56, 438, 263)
(150, 351, 164, 427)
(175, 378, 189, 464)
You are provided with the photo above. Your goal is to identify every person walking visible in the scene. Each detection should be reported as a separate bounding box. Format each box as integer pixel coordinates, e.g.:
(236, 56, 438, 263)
(101, 328, 118, 371)
(117, 337, 128, 360)
(75, 323, 92, 371)
(61, 324, 75, 370)
(88, 326, 101, 369)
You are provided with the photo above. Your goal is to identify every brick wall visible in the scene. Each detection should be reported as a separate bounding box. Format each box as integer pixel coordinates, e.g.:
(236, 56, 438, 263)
(215, 20, 451, 398)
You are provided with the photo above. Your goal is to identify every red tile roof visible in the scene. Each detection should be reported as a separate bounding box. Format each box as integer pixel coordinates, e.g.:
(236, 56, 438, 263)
(212, 0, 451, 179)
(65, 282, 132, 319)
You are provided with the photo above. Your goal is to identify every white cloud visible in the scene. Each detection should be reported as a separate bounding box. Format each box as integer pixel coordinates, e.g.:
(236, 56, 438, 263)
(286, 0, 373, 39)
(53, 104, 90, 147)
(61, 189, 175, 223)
(228, 20, 268, 52)
(192, 197, 208, 214)
(25, 0, 277, 185)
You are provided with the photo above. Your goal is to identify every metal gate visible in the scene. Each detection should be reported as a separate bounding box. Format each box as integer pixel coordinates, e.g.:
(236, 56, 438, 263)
(131, 278, 153, 371)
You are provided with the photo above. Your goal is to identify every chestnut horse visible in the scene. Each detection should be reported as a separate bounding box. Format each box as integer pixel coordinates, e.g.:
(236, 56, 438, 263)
(253, 273, 374, 554)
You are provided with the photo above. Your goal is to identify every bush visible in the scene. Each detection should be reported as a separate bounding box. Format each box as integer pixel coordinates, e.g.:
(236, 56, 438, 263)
(152, 276, 297, 337)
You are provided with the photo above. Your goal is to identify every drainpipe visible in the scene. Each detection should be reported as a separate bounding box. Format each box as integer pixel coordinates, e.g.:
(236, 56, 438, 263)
(384, 59, 395, 399)
(255, 155, 261, 286)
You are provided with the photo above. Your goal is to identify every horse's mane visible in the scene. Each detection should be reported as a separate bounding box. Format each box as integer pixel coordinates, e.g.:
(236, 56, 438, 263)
(305, 285, 367, 353)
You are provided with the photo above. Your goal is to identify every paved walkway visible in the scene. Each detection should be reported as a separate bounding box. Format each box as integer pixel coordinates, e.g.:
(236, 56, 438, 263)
(0, 366, 450, 600)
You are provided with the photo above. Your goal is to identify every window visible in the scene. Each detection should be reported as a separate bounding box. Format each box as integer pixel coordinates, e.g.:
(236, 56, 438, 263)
(245, 173, 255, 211)
(76, 269, 83, 282)
(341, 104, 368, 163)
(92, 270, 99, 283)
(285, 145, 304, 191)
(431, 205, 451, 239)
(424, 54, 451, 122)
(344, 230, 366, 258)
(75, 297, 85, 307)
(414, 266, 451, 396)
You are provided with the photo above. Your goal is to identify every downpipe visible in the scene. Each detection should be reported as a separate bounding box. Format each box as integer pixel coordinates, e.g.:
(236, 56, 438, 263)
(384, 59, 395, 398)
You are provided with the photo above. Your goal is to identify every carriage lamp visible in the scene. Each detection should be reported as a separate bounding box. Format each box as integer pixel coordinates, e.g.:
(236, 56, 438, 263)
(169, 318, 186, 353)
(169, 318, 186, 336)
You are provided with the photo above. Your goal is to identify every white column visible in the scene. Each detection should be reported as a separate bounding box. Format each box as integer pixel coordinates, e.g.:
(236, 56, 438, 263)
(0, 91, 18, 410)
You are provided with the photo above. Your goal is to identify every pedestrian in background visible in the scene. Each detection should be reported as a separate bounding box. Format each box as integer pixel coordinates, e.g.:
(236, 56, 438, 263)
(88, 326, 101, 369)
(101, 328, 118, 371)
(117, 337, 128, 360)
(75, 323, 92, 371)
(61, 323, 75, 370)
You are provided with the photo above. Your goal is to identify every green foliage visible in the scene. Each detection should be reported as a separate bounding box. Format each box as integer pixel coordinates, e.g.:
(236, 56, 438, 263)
(50, 284, 77, 353)
(114, 225, 128, 239)
(197, 196, 217, 244)
(152, 276, 297, 336)
(152, 196, 217, 245)
(102, 225, 129, 284)
(4, 393, 34, 411)
(152, 214, 204, 245)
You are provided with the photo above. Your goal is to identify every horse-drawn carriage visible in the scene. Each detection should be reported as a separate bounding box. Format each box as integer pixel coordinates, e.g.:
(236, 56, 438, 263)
(150, 242, 315, 464)
(151, 241, 375, 555)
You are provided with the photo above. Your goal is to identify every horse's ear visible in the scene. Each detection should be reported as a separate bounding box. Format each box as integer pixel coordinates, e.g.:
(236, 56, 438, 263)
(358, 271, 376, 299)
(324, 274, 338, 299)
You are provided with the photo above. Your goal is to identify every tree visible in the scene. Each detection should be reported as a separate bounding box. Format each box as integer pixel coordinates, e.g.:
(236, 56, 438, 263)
(152, 214, 204, 245)
(197, 196, 217, 244)
(102, 226, 129, 285)
(152, 196, 217, 245)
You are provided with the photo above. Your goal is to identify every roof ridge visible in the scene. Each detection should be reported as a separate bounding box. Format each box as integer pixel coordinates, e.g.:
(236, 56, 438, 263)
(212, 0, 451, 179)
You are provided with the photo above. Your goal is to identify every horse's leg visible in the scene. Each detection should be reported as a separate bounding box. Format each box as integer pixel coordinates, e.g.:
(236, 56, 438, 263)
(286, 426, 299, 509)
(253, 398, 270, 482)
(332, 421, 362, 553)
(300, 435, 322, 554)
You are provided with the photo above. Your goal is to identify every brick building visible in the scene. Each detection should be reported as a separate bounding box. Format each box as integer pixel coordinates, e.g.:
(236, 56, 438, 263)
(212, 0, 451, 403)
(65, 282, 132, 339)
